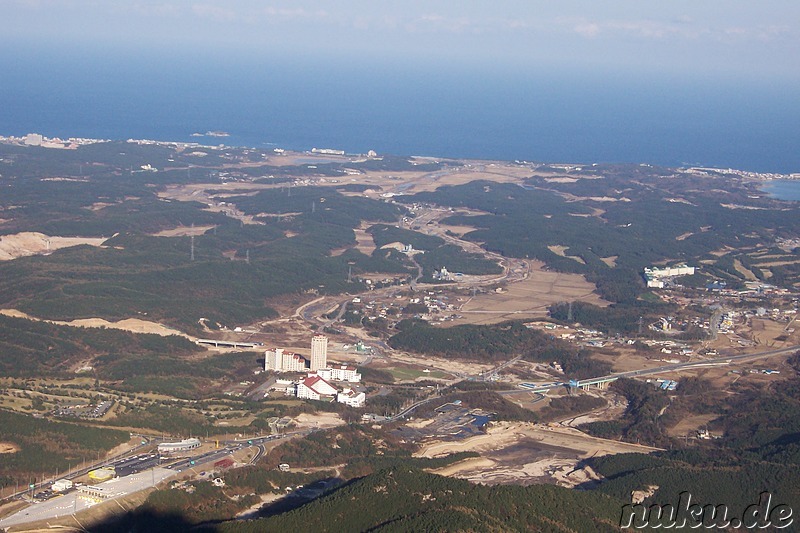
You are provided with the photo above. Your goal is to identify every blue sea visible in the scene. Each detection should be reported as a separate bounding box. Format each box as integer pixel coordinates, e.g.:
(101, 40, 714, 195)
(761, 180, 800, 201)
(1, 48, 798, 174)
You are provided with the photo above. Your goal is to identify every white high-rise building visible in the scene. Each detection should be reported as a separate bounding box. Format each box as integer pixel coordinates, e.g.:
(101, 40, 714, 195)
(310, 335, 328, 371)
(23, 133, 43, 146)
(265, 348, 308, 373)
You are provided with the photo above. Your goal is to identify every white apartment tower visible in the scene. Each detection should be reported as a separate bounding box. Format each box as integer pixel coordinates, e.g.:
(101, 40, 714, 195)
(265, 348, 308, 373)
(310, 335, 328, 371)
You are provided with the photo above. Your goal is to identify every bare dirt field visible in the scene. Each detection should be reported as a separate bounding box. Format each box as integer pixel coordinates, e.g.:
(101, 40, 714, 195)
(0, 442, 19, 454)
(0, 309, 194, 339)
(600, 255, 618, 267)
(591, 348, 674, 374)
(667, 414, 719, 438)
(267, 154, 351, 166)
(346, 161, 536, 197)
(419, 421, 660, 486)
(157, 183, 272, 225)
(157, 155, 608, 221)
(451, 260, 608, 326)
(435, 222, 481, 238)
(382, 351, 493, 379)
(733, 258, 758, 281)
(152, 225, 216, 237)
(294, 412, 345, 429)
(547, 245, 586, 264)
(0, 232, 107, 260)
(749, 318, 800, 347)
(353, 223, 377, 255)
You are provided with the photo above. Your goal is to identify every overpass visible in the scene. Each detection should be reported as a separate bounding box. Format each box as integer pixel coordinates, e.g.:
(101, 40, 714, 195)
(569, 377, 617, 390)
(196, 339, 263, 349)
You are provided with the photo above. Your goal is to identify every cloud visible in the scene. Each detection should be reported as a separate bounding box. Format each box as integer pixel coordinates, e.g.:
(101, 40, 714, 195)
(574, 22, 600, 38)
(404, 13, 474, 34)
(263, 6, 327, 19)
(565, 15, 793, 44)
(563, 16, 722, 42)
(191, 4, 237, 22)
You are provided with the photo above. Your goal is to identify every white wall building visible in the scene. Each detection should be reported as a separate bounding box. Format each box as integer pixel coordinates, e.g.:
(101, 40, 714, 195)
(23, 133, 43, 146)
(265, 348, 309, 373)
(158, 437, 201, 455)
(296, 375, 338, 401)
(317, 364, 362, 383)
(337, 388, 366, 408)
(310, 335, 328, 371)
(52, 479, 73, 492)
(643, 264, 695, 288)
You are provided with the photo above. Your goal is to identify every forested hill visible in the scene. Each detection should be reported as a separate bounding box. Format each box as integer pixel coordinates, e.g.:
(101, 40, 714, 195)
(220, 467, 623, 533)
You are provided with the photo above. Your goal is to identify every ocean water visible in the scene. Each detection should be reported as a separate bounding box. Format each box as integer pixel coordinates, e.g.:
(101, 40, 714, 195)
(1, 50, 798, 173)
(761, 180, 800, 201)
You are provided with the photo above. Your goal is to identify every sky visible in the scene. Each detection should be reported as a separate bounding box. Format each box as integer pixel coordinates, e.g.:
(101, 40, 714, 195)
(3, 1, 799, 79)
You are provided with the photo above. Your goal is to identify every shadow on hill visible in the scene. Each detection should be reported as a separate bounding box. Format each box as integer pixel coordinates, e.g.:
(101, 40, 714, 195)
(256, 475, 350, 519)
(84, 476, 349, 532)
(86, 508, 203, 533)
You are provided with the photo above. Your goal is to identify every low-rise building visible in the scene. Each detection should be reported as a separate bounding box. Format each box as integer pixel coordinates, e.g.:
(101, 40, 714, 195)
(643, 264, 696, 288)
(52, 479, 73, 492)
(296, 375, 338, 401)
(158, 437, 201, 455)
(317, 364, 362, 382)
(337, 388, 366, 408)
(78, 485, 118, 501)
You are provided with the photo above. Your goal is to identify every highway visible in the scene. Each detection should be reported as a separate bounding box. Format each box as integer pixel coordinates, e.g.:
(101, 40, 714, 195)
(0, 432, 305, 529)
(376, 344, 800, 423)
(520, 344, 800, 391)
(387, 395, 443, 422)
(0, 467, 178, 530)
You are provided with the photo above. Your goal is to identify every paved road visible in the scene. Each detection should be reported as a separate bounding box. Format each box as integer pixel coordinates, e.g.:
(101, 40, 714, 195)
(0, 467, 177, 530)
(521, 344, 800, 391)
(0, 432, 306, 529)
(386, 395, 446, 422)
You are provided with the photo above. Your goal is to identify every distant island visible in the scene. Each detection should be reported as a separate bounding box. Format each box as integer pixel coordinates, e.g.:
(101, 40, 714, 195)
(190, 130, 230, 138)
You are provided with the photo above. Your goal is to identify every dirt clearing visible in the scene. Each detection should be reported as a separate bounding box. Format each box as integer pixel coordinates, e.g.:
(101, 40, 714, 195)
(0, 309, 194, 339)
(0, 232, 107, 260)
(294, 412, 346, 429)
(419, 421, 660, 486)
(152, 225, 215, 237)
(547, 245, 586, 264)
(0, 442, 19, 454)
(451, 261, 607, 326)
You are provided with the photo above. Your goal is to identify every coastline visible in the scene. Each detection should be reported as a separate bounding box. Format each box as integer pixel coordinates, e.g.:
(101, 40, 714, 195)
(0, 132, 798, 183)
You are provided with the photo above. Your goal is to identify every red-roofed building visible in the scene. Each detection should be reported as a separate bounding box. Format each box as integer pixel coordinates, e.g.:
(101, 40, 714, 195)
(296, 375, 338, 400)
